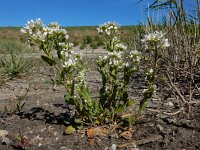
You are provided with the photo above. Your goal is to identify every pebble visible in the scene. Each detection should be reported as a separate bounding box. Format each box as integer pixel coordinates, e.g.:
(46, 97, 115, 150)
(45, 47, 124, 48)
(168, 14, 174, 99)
(164, 101, 174, 108)
(2, 136, 12, 145)
(0, 130, 11, 146)
(0, 130, 8, 137)
(59, 147, 72, 150)
(157, 124, 164, 132)
(111, 144, 117, 150)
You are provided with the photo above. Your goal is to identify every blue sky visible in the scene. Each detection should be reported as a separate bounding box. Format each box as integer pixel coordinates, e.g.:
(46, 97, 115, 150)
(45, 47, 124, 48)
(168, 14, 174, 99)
(0, 0, 195, 27)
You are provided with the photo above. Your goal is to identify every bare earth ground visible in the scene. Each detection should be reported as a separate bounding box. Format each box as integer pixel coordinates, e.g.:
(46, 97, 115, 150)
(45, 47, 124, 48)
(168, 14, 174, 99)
(0, 48, 200, 150)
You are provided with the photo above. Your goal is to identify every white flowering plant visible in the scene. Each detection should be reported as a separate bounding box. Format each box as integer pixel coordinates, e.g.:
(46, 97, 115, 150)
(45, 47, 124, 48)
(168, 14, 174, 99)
(22, 19, 170, 128)
(141, 31, 170, 50)
(96, 22, 141, 124)
(139, 31, 170, 112)
(21, 19, 100, 125)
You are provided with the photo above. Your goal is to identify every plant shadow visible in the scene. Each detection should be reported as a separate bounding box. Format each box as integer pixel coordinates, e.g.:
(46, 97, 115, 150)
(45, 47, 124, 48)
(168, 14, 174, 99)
(17, 106, 69, 125)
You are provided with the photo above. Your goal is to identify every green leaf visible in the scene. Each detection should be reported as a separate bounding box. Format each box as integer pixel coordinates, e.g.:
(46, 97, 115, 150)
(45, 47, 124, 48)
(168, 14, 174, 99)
(79, 86, 91, 106)
(60, 69, 65, 79)
(74, 118, 83, 124)
(115, 104, 126, 114)
(121, 114, 136, 127)
(1, 60, 6, 67)
(57, 50, 62, 59)
(64, 93, 73, 105)
(126, 100, 135, 107)
(41, 55, 55, 66)
(79, 98, 83, 111)
(64, 125, 75, 135)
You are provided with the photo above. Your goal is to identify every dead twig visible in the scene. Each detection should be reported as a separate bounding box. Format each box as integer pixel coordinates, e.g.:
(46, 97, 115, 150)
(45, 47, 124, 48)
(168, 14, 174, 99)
(166, 71, 187, 104)
(162, 108, 184, 115)
(188, 101, 200, 104)
(118, 135, 163, 148)
(147, 108, 184, 116)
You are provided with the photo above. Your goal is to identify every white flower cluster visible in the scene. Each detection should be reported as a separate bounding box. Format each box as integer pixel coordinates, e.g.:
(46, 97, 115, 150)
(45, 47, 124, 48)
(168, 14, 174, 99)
(20, 18, 43, 35)
(99, 49, 140, 70)
(46, 22, 69, 39)
(97, 21, 119, 36)
(96, 21, 139, 70)
(21, 18, 69, 45)
(145, 68, 153, 76)
(21, 18, 82, 73)
(107, 51, 123, 66)
(98, 51, 124, 68)
(59, 42, 74, 51)
(75, 69, 86, 84)
(124, 50, 141, 68)
(141, 31, 170, 49)
(21, 18, 46, 42)
(61, 49, 80, 68)
(108, 51, 122, 58)
(60, 43, 85, 86)
(130, 50, 141, 62)
(115, 43, 127, 51)
(65, 69, 86, 87)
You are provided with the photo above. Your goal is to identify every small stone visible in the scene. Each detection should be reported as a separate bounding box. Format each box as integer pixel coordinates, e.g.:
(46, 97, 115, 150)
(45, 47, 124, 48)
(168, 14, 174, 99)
(157, 124, 164, 132)
(0, 130, 8, 137)
(38, 143, 42, 147)
(2, 136, 12, 145)
(59, 147, 71, 150)
(35, 135, 43, 141)
(180, 119, 191, 126)
(54, 132, 58, 136)
(164, 101, 174, 108)
(131, 142, 140, 150)
(111, 144, 117, 150)
(110, 133, 119, 138)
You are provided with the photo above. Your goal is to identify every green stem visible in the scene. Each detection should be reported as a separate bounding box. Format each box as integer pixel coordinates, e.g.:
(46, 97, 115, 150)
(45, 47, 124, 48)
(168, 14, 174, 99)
(139, 45, 159, 112)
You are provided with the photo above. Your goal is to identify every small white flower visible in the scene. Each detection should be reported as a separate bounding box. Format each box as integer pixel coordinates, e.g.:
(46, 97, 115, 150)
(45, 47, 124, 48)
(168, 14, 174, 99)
(136, 56, 141, 62)
(43, 31, 47, 37)
(65, 35, 69, 39)
(125, 62, 129, 67)
(149, 68, 153, 73)
(162, 39, 170, 47)
(63, 58, 74, 67)
(143, 88, 148, 93)
(108, 25, 113, 30)
(20, 28, 27, 33)
(99, 55, 108, 60)
(60, 50, 65, 56)
(68, 43, 74, 48)
(59, 42, 65, 46)
(115, 43, 127, 50)
(111, 144, 117, 150)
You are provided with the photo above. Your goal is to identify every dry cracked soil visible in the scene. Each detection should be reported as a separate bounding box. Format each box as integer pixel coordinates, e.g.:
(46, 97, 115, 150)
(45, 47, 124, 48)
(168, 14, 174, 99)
(0, 49, 200, 150)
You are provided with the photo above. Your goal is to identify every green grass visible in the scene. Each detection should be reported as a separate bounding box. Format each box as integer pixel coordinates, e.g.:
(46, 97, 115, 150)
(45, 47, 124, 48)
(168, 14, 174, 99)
(0, 40, 35, 54)
(0, 52, 32, 79)
(0, 25, 142, 52)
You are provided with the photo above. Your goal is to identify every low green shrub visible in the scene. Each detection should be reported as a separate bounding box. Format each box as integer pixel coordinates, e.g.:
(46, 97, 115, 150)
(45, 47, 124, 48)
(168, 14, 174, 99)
(84, 35, 93, 44)
(0, 52, 32, 79)
(80, 43, 86, 49)
(90, 42, 97, 49)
